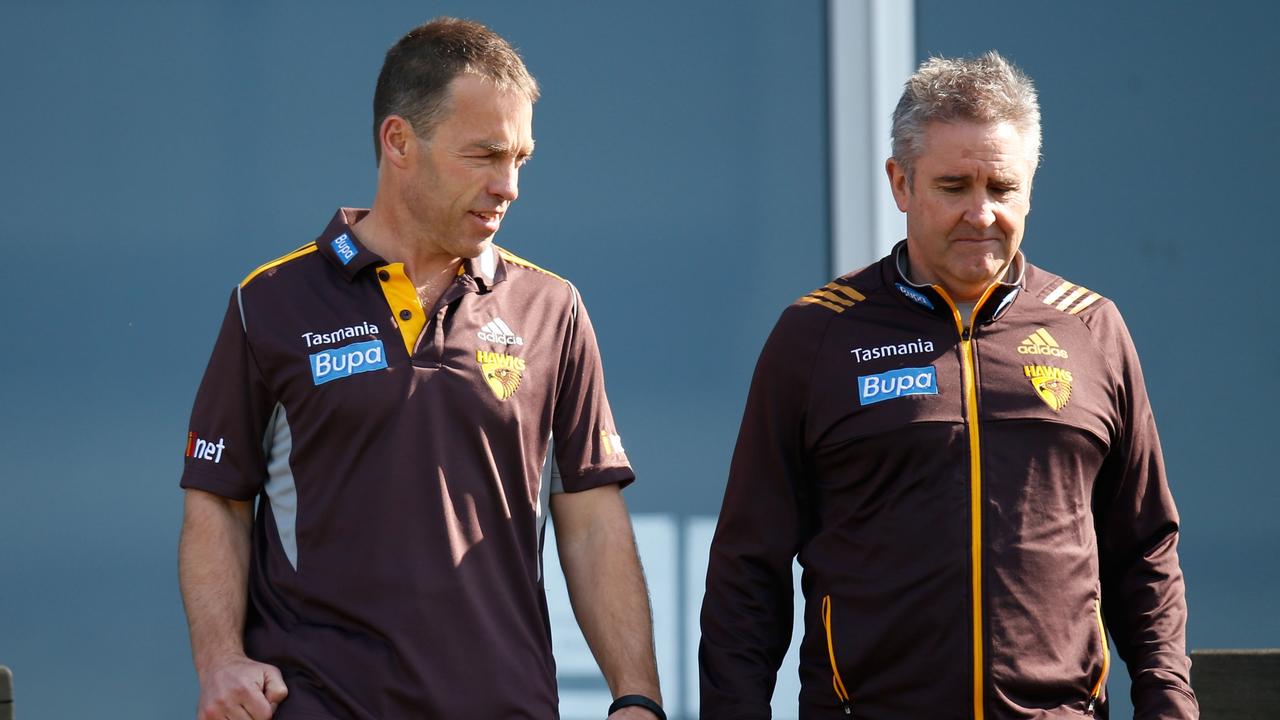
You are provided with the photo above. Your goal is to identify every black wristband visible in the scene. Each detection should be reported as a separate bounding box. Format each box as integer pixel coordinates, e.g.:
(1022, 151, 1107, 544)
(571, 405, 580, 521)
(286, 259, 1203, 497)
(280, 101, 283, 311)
(608, 694, 666, 720)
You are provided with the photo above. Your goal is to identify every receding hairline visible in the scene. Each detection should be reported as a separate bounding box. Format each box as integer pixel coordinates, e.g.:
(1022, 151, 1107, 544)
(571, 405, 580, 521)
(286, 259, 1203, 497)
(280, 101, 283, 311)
(406, 71, 536, 142)
(451, 65, 539, 103)
(917, 117, 1040, 154)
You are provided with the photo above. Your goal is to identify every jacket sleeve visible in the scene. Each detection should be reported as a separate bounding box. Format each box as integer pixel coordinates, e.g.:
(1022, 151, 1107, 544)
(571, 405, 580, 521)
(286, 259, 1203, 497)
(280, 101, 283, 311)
(1089, 304, 1198, 719)
(699, 305, 821, 719)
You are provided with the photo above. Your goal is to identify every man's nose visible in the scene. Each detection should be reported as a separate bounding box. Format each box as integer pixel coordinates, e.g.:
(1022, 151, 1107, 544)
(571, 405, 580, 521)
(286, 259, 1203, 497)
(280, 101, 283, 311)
(964, 194, 996, 228)
(491, 165, 519, 203)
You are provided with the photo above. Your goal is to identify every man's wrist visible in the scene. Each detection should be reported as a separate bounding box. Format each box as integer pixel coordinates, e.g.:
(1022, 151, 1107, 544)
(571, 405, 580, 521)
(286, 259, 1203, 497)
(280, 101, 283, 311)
(608, 694, 666, 720)
(193, 647, 248, 675)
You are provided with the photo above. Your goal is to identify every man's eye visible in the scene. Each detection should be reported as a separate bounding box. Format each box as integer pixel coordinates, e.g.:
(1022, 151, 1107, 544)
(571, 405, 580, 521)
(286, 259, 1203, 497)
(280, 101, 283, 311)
(940, 186, 964, 194)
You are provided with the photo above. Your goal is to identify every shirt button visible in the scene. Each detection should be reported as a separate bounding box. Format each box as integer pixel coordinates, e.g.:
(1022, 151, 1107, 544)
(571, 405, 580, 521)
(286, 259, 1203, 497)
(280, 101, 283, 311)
(399, 309, 412, 321)
(378, 270, 390, 282)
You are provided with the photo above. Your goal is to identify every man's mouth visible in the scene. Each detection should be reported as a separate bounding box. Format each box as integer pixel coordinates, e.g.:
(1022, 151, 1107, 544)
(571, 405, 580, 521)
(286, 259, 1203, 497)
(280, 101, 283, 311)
(470, 210, 503, 230)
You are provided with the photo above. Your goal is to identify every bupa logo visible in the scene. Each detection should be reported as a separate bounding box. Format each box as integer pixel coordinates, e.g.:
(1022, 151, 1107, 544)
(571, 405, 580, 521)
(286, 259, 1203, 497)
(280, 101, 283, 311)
(895, 282, 935, 310)
(185, 432, 226, 464)
(331, 233, 357, 265)
(858, 366, 938, 405)
(310, 339, 388, 385)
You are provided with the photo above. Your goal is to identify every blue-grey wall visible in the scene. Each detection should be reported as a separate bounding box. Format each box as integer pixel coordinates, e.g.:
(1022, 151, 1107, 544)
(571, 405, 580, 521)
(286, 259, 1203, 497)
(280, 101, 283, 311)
(0, 1, 826, 717)
(3, 1, 1272, 718)
(917, 1, 1280, 716)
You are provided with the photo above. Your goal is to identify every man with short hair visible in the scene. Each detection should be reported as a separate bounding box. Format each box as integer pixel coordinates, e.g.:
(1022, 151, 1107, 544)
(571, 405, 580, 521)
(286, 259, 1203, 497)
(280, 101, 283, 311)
(178, 18, 663, 720)
(699, 52, 1196, 718)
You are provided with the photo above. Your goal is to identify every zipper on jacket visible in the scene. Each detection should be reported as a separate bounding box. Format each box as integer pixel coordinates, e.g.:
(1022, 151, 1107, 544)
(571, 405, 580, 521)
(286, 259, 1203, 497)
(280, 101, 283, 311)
(1086, 597, 1111, 713)
(821, 595, 853, 715)
(935, 286, 999, 720)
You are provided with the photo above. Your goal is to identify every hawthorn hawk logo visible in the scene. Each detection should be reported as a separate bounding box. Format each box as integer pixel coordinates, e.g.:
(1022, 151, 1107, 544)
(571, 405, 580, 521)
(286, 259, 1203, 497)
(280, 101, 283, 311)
(476, 350, 525, 401)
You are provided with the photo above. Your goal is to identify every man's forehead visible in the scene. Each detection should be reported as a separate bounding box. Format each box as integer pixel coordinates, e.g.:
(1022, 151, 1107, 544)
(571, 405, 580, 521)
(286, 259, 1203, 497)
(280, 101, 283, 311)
(444, 74, 533, 117)
(919, 121, 1036, 172)
(442, 77, 535, 148)
(922, 120, 1034, 150)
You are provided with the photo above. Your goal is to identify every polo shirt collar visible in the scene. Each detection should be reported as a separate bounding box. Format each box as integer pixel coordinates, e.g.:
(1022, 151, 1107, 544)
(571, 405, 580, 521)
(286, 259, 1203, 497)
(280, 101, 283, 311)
(317, 208, 381, 281)
(462, 245, 507, 290)
(315, 207, 509, 289)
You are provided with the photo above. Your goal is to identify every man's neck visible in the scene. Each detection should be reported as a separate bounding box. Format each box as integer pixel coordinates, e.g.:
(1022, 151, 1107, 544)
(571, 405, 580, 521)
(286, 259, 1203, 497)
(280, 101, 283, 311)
(898, 252, 1019, 304)
(352, 204, 462, 283)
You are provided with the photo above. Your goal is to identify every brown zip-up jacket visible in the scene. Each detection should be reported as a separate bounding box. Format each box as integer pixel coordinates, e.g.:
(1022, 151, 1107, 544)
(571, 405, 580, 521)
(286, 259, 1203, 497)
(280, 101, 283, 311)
(700, 245, 1196, 719)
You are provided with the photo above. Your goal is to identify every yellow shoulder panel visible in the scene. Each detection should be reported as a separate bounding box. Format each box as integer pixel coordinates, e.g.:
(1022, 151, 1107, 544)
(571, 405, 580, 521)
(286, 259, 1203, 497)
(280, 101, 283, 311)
(240, 242, 319, 288)
(497, 247, 566, 283)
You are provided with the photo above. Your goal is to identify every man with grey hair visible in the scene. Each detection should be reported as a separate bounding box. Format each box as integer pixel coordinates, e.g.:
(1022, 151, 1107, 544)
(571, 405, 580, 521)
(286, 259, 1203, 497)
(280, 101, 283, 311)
(700, 51, 1195, 718)
(178, 17, 664, 720)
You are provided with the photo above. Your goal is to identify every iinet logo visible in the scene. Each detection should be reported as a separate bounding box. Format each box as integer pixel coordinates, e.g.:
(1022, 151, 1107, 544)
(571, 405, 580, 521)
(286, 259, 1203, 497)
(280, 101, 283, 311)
(186, 432, 226, 464)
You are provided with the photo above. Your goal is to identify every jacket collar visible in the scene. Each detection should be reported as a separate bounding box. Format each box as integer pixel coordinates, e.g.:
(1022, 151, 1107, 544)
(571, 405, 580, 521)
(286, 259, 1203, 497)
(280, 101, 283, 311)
(886, 240, 1025, 327)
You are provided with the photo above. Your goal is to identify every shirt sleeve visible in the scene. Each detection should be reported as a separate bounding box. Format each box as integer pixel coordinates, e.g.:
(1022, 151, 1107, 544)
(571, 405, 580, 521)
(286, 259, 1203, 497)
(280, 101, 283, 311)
(550, 284, 634, 492)
(699, 305, 822, 719)
(1088, 304, 1198, 719)
(179, 288, 275, 501)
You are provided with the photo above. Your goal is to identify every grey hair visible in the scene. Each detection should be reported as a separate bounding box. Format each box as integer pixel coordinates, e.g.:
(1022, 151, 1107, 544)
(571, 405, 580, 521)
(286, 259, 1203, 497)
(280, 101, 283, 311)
(890, 51, 1041, 182)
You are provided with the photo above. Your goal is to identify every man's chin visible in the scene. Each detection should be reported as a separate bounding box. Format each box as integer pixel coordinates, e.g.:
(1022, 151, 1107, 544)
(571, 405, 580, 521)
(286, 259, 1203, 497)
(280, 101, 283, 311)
(955, 259, 1006, 283)
(940, 265, 1005, 299)
(458, 236, 495, 259)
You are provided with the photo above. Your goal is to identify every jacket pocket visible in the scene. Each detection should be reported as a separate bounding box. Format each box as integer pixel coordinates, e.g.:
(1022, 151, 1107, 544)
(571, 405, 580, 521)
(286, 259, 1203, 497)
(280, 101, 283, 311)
(821, 594, 854, 715)
(1085, 596, 1110, 714)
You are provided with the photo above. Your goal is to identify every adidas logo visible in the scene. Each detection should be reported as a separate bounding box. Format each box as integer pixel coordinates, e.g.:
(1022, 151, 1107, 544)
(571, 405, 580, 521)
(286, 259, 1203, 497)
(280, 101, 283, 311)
(1018, 328, 1068, 358)
(478, 317, 524, 345)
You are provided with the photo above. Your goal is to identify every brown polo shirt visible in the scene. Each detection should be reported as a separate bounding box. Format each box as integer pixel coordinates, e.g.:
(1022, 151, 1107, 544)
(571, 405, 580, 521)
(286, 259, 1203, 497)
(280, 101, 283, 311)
(181, 208, 633, 719)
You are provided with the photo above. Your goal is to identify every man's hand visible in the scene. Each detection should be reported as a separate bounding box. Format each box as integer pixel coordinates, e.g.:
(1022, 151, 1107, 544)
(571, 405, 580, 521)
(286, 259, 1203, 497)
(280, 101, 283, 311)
(196, 654, 287, 720)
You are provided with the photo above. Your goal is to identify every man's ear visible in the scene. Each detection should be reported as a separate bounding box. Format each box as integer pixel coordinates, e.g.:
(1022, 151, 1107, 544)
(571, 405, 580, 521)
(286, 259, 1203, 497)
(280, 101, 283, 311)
(886, 157, 910, 212)
(379, 115, 415, 169)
